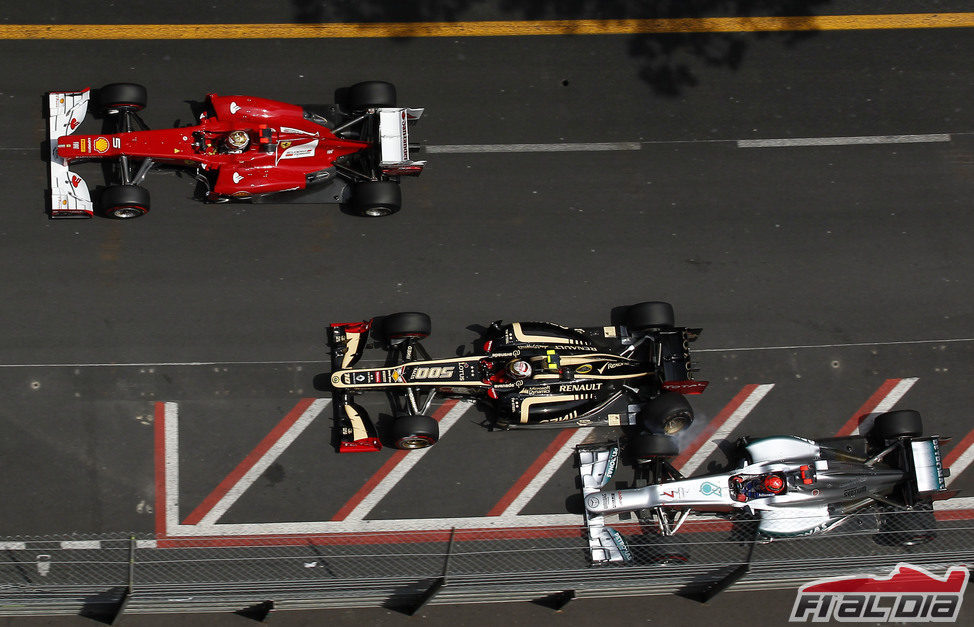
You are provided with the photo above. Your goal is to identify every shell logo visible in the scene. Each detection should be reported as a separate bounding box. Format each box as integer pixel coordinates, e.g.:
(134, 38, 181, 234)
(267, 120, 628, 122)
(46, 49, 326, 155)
(93, 137, 110, 154)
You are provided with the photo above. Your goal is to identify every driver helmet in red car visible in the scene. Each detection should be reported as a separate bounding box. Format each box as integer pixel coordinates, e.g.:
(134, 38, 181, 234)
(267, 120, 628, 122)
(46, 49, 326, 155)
(225, 130, 250, 153)
(762, 474, 785, 494)
(506, 359, 532, 380)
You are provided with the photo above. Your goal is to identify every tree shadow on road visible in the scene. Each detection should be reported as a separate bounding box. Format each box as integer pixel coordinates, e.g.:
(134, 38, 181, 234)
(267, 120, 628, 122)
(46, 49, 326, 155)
(289, 0, 829, 95)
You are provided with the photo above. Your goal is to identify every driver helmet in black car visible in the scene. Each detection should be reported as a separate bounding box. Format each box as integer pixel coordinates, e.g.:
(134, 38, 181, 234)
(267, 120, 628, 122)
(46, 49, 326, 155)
(506, 359, 532, 380)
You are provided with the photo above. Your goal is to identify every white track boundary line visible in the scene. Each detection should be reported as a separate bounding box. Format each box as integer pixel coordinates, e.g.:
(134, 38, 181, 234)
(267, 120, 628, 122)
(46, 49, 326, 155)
(679, 384, 775, 475)
(501, 429, 591, 518)
(342, 401, 472, 522)
(738, 134, 950, 148)
(426, 142, 641, 153)
(161, 399, 587, 537)
(163, 401, 180, 534)
(167, 513, 584, 536)
(197, 399, 330, 525)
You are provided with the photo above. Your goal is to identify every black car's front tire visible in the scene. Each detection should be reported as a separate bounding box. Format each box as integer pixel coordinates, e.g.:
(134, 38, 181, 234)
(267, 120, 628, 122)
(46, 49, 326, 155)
(391, 414, 439, 450)
(629, 433, 679, 464)
(351, 181, 401, 217)
(639, 391, 694, 435)
(98, 83, 147, 113)
(101, 184, 150, 218)
(382, 312, 432, 340)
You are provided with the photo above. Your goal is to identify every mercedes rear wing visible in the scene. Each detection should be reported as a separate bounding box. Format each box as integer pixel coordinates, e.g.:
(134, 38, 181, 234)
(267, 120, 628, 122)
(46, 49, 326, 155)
(908, 437, 949, 495)
(48, 89, 94, 218)
(377, 108, 426, 176)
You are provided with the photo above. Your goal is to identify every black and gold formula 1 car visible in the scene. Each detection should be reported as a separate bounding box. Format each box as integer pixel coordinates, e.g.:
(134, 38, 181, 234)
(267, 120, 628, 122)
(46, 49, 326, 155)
(327, 302, 708, 452)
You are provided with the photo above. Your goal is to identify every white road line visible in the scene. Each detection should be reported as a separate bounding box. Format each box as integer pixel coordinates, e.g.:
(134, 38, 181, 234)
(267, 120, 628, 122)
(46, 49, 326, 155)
(947, 449, 974, 487)
(163, 401, 180, 535)
(170, 513, 584, 536)
(738, 134, 951, 148)
(0, 542, 27, 550)
(679, 384, 775, 475)
(849, 378, 918, 436)
(500, 429, 591, 518)
(695, 338, 974, 353)
(4, 132, 961, 158)
(946, 434, 974, 488)
(937, 496, 974, 511)
(341, 401, 473, 522)
(60, 540, 101, 549)
(0, 338, 969, 369)
(197, 399, 330, 526)
(426, 142, 641, 153)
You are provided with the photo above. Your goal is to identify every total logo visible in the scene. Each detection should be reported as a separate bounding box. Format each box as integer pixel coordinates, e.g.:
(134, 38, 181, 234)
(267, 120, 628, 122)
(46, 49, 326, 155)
(790, 563, 969, 622)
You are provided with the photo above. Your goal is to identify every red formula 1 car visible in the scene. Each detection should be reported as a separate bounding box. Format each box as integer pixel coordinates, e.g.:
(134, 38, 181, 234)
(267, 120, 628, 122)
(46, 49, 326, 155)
(47, 82, 424, 218)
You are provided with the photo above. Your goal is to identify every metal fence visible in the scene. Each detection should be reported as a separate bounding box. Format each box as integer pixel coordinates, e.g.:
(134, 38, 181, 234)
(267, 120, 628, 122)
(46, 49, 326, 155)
(1, 508, 972, 621)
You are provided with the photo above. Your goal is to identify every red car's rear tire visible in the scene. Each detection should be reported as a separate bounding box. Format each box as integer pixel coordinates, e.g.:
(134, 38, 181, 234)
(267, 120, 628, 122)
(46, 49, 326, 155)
(351, 181, 401, 217)
(348, 81, 396, 110)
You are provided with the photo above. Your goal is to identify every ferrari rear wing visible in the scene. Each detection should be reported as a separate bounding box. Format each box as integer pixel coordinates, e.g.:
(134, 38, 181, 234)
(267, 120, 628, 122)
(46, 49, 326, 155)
(377, 108, 426, 176)
(48, 89, 94, 218)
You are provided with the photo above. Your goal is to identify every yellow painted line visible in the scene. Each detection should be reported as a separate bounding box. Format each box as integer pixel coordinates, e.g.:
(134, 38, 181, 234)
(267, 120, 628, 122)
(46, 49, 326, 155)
(1, 14, 973, 39)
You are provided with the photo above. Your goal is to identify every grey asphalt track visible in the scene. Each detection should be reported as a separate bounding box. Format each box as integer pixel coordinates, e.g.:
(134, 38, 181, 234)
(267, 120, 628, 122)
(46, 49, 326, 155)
(0, 1, 971, 623)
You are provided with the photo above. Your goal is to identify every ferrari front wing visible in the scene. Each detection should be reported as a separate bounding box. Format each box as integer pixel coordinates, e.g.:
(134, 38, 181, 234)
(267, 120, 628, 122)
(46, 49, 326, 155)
(48, 89, 94, 218)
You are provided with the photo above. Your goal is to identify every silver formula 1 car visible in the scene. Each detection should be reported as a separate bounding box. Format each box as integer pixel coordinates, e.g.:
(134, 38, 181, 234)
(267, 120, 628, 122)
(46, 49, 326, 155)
(327, 302, 707, 452)
(579, 410, 953, 563)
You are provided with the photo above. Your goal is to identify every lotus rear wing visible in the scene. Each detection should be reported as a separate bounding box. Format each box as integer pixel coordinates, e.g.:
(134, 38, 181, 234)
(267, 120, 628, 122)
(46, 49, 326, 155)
(657, 327, 708, 394)
(578, 443, 632, 564)
(377, 108, 426, 176)
(48, 89, 94, 218)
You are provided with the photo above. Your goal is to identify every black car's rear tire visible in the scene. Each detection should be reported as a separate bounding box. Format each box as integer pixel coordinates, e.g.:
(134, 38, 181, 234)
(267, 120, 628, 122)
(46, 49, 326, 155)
(382, 312, 431, 339)
(626, 301, 675, 332)
(391, 414, 439, 450)
(871, 410, 923, 442)
(101, 184, 149, 218)
(348, 81, 397, 110)
(630, 433, 679, 463)
(351, 181, 401, 217)
(98, 83, 147, 113)
(639, 391, 694, 435)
